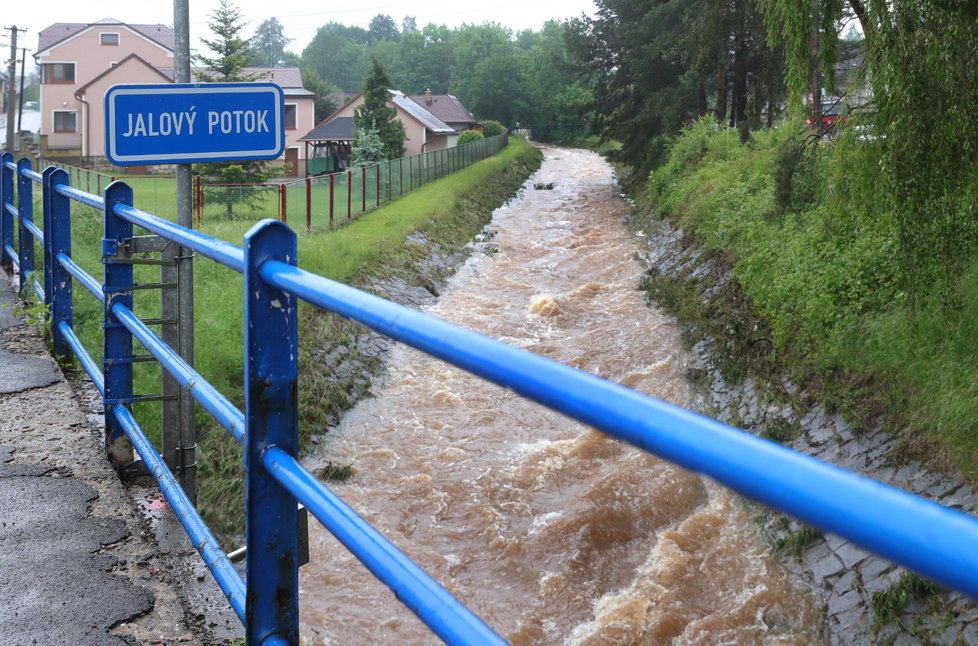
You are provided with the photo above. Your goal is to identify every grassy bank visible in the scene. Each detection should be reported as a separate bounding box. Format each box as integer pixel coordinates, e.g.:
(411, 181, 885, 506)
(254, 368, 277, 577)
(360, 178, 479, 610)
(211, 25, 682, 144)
(640, 118, 978, 479)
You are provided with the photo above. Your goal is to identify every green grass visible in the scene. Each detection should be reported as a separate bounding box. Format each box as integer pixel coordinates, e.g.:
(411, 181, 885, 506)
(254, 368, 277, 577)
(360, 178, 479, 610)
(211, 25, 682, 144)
(643, 116, 978, 483)
(870, 572, 944, 638)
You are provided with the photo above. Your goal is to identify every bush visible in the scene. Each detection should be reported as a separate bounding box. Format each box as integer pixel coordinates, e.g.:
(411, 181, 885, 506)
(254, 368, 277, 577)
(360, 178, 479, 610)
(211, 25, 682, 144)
(457, 130, 485, 145)
(480, 120, 506, 137)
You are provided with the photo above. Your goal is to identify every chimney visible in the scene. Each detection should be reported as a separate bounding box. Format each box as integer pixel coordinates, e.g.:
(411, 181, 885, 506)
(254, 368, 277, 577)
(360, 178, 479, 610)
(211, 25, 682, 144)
(424, 88, 432, 106)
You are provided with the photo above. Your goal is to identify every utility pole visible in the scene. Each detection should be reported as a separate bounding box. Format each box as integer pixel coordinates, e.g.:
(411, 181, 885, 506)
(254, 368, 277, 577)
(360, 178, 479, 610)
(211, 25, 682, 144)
(166, 0, 197, 503)
(4, 26, 25, 153)
(17, 47, 25, 133)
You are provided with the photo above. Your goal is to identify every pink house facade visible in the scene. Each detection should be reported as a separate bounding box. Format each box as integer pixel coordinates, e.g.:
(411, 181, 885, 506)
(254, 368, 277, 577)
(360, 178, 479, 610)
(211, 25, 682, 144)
(35, 18, 314, 174)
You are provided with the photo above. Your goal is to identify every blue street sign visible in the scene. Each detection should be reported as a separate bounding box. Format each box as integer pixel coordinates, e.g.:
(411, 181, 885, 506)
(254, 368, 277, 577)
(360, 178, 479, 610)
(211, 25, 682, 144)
(105, 83, 285, 165)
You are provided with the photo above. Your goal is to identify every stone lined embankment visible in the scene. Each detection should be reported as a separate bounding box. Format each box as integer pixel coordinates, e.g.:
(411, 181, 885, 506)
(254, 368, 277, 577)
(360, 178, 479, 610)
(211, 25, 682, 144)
(639, 220, 978, 645)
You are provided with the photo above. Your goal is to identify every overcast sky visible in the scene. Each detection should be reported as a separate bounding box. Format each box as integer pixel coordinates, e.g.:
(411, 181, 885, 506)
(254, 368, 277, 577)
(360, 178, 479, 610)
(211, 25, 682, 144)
(3, 0, 597, 65)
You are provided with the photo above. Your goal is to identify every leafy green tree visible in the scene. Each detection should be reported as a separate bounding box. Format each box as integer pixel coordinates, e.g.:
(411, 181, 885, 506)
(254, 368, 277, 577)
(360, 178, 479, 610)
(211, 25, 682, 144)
(194, 0, 275, 217)
(368, 14, 400, 43)
(565, 0, 782, 174)
(301, 68, 340, 122)
(302, 23, 371, 90)
(355, 55, 405, 160)
(449, 24, 520, 113)
(520, 21, 592, 141)
(390, 24, 453, 93)
(564, 1, 701, 174)
(249, 18, 295, 67)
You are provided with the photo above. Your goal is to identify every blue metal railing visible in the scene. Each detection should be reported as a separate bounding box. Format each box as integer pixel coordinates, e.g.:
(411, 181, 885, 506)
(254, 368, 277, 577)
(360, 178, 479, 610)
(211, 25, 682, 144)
(2, 149, 978, 644)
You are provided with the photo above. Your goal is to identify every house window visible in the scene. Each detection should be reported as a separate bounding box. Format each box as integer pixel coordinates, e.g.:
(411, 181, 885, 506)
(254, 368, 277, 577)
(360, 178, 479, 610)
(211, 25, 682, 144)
(284, 104, 297, 130)
(42, 63, 75, 84)
(100, 33, 120, 46)
(54, 111, 77, 133)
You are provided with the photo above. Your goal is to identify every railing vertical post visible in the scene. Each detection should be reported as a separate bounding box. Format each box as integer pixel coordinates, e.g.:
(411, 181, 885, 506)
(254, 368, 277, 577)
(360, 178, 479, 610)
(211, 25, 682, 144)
(305, 176, 312, 232)
(361, 167, 366, 213)
(45, 168, 72, 361)
(280, 184, 287, 224)
(347, 170, 352, 219)
(243, 219, 299, 645)
(17, 159, 35, 293)
(329, 173, 334, 226)
(399, 158, 403, 196)
(102, 181, 135, 468)
(375, 163, 380, 208)
(195, 175, 202, 225)
(0, 152, 13, 270)
(42, 168, 54, 310)
(388, 160, 392, 202)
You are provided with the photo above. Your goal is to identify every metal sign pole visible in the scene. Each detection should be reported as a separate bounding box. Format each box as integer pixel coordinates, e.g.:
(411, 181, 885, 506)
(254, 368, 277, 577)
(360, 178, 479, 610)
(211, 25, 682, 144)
(171, 0, 196, 502)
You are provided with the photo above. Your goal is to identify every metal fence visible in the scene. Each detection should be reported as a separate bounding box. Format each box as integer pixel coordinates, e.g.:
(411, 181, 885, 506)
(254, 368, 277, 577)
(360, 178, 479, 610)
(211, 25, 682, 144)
(4, 149, 978, 644)
(40, 133, 508, 231)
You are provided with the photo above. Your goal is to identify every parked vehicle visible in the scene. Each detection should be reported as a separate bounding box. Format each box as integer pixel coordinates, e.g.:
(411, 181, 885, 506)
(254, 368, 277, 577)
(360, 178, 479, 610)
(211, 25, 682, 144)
(807, 96, 846, 130)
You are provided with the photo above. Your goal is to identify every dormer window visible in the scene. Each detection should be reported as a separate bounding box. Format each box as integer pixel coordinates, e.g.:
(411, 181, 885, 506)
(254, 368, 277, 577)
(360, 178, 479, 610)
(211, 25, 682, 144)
(100, 32, 119, 46)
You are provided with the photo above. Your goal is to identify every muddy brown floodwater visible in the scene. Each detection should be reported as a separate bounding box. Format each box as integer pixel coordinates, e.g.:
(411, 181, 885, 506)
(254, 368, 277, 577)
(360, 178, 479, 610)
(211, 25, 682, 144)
(300, 146, 822, 644)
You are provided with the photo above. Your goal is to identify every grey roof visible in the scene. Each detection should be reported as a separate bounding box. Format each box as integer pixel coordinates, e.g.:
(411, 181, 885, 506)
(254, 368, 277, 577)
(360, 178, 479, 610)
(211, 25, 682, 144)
(408, 93, 477, 127)
(389, 90, 455, 134)
(38, 20, 174, 54)
(299, 117, 355, 142)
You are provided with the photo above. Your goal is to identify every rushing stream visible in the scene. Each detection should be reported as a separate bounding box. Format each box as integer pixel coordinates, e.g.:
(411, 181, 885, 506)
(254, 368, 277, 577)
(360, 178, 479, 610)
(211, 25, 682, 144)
(300, 146, 821, 644)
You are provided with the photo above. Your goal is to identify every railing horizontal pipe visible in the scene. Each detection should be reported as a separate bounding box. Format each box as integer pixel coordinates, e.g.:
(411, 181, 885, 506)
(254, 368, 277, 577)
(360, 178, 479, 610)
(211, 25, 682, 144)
(58, 321, 104, 396)
(57, 253, 104, 304)
(55, 184, 104, 211)
(23, 169, 43, 183)
(110, 302, 246, 445)
(112, 405, 246, 621)
(32, 279, 43, 303)
(262, 446, 507, 646)
(4, 203, 15, 218)
(6, 248, 18, 271)
(2, 159, 14, 171)
(113, 203, 245, 273)
(23, 219, 44, 244)
(261, 259, 978, 600)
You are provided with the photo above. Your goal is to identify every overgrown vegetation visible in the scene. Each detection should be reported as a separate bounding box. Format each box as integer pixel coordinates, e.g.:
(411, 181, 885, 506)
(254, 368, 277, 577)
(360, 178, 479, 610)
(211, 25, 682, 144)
(643, 114, 978, 483)
(761, 0, 978, 309)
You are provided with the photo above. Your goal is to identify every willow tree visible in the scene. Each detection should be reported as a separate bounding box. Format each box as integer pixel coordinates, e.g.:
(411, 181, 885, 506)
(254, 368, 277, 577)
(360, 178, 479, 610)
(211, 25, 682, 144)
(760, 0, 978, 304)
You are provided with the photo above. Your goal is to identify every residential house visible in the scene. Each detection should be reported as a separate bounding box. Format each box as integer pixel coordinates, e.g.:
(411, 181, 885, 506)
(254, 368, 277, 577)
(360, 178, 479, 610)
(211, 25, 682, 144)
(299, 89, 476, 174)
(35, 18, 314, 174)
(36, 18, 174, 161)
